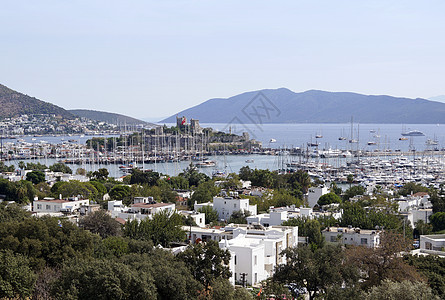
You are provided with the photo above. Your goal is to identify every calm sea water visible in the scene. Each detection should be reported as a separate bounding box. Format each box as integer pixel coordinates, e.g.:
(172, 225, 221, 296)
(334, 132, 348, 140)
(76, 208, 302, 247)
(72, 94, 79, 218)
(202, 123, 445, 152)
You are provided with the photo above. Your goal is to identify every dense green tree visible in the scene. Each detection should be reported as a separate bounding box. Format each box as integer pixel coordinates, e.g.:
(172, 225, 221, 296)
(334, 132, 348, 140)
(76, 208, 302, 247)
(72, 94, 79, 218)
(89, 180, 107, 201)
(180, 164, 210, 187)
(129, 169, 159, 186)
(101, 236, 130, 258)
(361, 280, 438, 300)
(26, 170, 46, 184)
(0, 250, 37, 299)
(0, 217, 98, 268)
(91, 168, 109, 181)
(49, 162, 72, 174)
(305, 219, 325, 249)
(430, 212, 445, 232)
(190, 180, 220, 206)
(398, 182, 429, 197)
(239, 166, 253, 181)
(250, 169, 275, 188)
(109, 184, 131, 201)
(0, 162, 15, 173)
(52, 180, 98, 200)
(166, 175, 189, 190)
(343, 185, 366, 201)
(123, 211, 185, 247)
(404, 254, 445, 296)
(430, 188, 445, 213)
(273, 244, 358, 300)
(178, 240, 231, 289)
(228, 210, 251, 224)
(272, 189, 301, 207)
(282, 216, 336, 236)
(79, 210, 122, 238)
(25, 162, 47, 171)
(53, 258, 156, 300)
(0, 179, 35, 204)
(198, 206, 219, 224)
(318, 192, 342, 206)
(289, 169, 311, 194)
(0, 202, 31, 223)
(121, 250, 201, 300)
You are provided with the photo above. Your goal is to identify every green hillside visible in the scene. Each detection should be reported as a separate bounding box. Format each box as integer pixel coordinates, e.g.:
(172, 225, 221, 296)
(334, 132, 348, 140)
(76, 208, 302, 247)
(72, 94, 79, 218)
(0, 84, 73, 119)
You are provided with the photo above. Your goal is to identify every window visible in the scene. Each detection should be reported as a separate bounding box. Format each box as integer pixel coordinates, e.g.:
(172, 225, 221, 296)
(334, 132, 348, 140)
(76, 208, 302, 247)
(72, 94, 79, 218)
(255, 273, 258, 284)
(361, 238, 368, 245)
(425, 242, 432, 250)
(234, 255, 237, 265)
(331, 236, 336, 242)
(37, 204, 42, 210)
(234, 204, 237, 208)
(254, 255, 257, 265)
(46, 205, 51, 210)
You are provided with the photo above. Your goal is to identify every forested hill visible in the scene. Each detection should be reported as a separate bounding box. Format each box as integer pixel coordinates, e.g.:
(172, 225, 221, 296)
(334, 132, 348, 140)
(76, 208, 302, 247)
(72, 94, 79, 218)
(0, 84, 73, 119)
(162, 88, 445, 124)
(69, 109, 155, 126)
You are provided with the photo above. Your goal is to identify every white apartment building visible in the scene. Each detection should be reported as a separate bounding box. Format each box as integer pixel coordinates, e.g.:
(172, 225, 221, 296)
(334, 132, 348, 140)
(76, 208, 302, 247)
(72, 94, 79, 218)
(323, 226, 381, 248)
(307, 186, 330, 208)
(33, 197, 89, 216)
(186, 224, 298, 286)
(213, 196, 257, 221)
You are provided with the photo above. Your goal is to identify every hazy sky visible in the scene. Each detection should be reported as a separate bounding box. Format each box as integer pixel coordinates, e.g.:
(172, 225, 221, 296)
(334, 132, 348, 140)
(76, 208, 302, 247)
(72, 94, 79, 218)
(1, 1, 444, 120)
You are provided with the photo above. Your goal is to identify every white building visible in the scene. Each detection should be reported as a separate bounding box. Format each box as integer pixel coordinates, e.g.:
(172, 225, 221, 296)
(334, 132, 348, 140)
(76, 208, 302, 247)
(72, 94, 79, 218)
(178, 210, 206, 227)
(108, 198, 175, 221)
(420, 235, 445, 253)
(213, 196, 257, 221)
(307, 186, 329, 208)
(396, 193, 432, 212)
(186, 224, 298, 286)
(401, 208, 433, 228)
(247, 210, 288, 227)
(323, 226, 381, 248)
(247, 206, 342, 227)
(33, 197, 89, 216)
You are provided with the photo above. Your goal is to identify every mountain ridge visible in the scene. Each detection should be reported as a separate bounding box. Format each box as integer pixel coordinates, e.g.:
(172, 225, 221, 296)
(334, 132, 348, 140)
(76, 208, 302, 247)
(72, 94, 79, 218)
(0, 84, 73, 119)
(161, 88, 445, 124)
(69, 109, 156, 127)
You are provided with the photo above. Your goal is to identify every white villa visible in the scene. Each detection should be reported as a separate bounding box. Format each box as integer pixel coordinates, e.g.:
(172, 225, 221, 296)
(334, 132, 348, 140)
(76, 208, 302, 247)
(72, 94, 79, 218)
(323, 226, 381, 248)
(108, 197, 175, 221)
(186, 224, 298, 285)
(33, 197, 89, 216)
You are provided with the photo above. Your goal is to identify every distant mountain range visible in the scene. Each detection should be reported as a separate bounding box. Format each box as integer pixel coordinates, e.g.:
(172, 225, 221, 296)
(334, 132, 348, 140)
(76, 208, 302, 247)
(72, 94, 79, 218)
(0, 83, 73, 119)
(0, 83, 151, 126)
(162, 88, 445, 124)
(69, 109, 154, 126)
